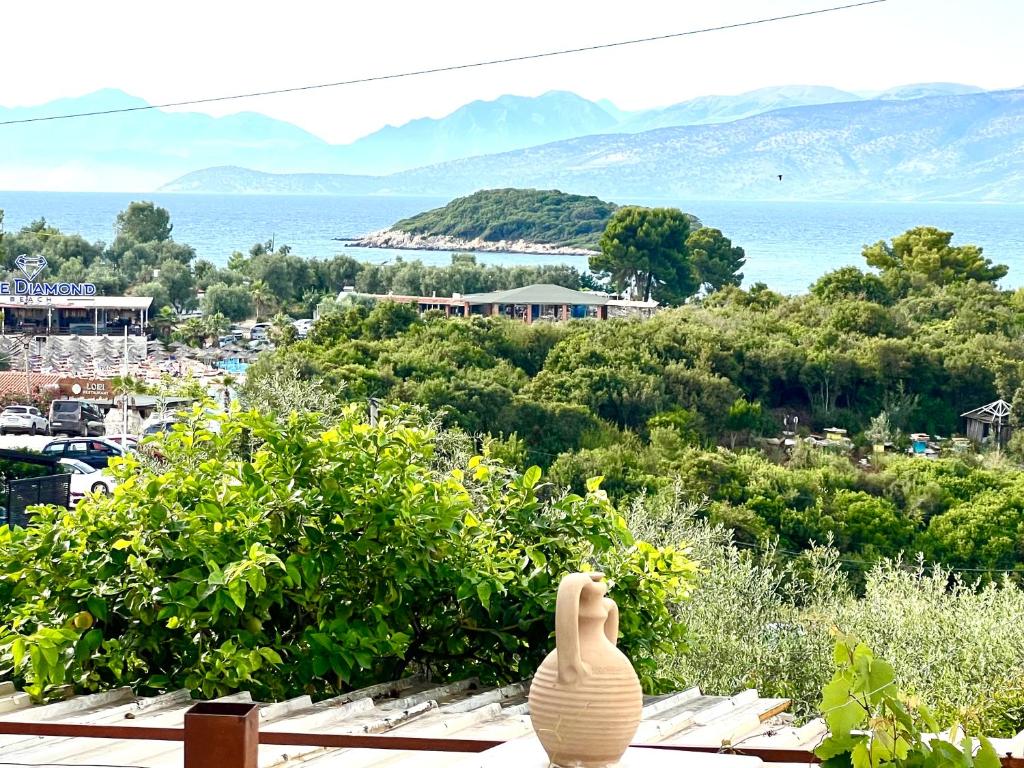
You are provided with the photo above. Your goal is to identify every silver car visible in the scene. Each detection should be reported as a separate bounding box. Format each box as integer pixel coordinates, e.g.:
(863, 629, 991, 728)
(0, 405, 50, 435)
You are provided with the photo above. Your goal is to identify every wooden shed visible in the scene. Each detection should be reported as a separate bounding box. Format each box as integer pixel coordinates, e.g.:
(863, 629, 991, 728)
(961, 399, 1013, 448)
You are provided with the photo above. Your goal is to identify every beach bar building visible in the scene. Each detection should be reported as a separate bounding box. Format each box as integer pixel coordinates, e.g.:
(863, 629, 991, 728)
(961, 398, 1013, 448)
(335, 284, 660, 323)
(0, 295, 153, 336)
(459, 284, 611, 321)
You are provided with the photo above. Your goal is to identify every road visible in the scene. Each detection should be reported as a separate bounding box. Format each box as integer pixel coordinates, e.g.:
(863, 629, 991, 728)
(0, 434, 56, 452)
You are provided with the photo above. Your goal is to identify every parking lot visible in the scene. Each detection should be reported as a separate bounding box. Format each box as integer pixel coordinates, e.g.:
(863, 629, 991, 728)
(0, 434, 57, 452)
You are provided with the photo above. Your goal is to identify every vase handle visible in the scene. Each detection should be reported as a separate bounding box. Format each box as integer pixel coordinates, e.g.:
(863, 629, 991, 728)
(602, 597, 619, 646)
(555, 572, 596, 685)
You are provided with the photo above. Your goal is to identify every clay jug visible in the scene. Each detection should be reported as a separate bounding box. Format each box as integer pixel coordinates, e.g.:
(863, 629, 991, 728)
(528, 572, 642, 767)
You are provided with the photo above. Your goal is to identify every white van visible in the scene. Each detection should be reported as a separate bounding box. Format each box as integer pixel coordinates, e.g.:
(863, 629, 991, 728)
(250, 323, 272, 341)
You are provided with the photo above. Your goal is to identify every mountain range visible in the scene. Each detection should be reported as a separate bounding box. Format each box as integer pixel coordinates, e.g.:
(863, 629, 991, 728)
(1, 82, 1005, 194)
(164, 89, 1024, 202)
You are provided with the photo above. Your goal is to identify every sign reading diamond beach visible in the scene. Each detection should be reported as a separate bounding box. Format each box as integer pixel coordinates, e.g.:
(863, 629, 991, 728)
(4, 255, 97, 303)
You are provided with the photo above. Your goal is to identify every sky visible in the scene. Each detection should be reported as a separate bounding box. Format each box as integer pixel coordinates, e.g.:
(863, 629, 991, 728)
(1, 0, 1022, 144)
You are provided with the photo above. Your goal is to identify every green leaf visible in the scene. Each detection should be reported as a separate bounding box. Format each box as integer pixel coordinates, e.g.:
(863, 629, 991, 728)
(523, 466, 541, 488)
(885, 697, 915, 734)
(526, 547, 547, 568)
(312, 656, 330, 677)
(258, 648, 283, 665)
(822, 676, 863, 737)
(85, 597, 107, 622)
(585, 476, 605, 493)
(866, 658, 896, 703)
(227, 580, 247, 611)
(816, 734, 860, 761)
(850, 740, 872, 768)
(476, 581, 493, 612)
(11, 636, 25, 668)
(353, 651, 373, 669)
(974, 737, 1000, 768)
(112, 538, 133, 550)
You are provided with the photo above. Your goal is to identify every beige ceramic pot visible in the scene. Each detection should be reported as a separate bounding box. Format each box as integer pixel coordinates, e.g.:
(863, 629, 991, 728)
(528, 572, 642, 768)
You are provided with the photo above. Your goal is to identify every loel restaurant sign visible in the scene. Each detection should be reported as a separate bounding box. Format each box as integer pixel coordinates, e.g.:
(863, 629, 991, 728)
(3, 255, 97, 304)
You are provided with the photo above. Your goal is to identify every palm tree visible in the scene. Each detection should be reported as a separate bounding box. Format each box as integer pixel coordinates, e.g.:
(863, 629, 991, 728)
(110, 374, 152, 435)
(203, 313, 230, 346)
(251, 281, 273, 322)
(150, 305, 177, 341)
(270, 312, 297, 346)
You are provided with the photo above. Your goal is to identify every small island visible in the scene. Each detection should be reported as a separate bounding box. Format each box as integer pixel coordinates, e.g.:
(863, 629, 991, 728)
(344, 188, 619, 256)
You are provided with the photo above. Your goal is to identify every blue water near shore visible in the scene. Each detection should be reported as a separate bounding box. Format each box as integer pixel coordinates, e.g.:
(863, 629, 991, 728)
(2, 191, 1023, 294)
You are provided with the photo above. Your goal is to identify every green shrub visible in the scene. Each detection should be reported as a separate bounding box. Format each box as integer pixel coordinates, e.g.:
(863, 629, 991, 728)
(0, 405, 695, 701)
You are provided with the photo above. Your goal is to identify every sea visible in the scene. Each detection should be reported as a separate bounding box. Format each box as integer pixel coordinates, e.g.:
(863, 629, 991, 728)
(2, 191, 1024, 295)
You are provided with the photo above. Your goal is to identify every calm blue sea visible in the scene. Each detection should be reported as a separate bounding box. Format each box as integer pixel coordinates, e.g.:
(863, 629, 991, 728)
(2, 191, 1023, 294)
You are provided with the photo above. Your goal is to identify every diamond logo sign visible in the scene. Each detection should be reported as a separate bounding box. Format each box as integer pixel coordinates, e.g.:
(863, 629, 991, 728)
(15, 254, 47, 281)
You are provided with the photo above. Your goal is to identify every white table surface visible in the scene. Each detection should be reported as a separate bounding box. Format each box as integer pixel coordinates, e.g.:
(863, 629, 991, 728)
(454, 735, 765, 768)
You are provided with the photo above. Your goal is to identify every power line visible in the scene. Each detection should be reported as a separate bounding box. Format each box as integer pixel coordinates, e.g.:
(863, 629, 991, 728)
(0, 0, 888, 128)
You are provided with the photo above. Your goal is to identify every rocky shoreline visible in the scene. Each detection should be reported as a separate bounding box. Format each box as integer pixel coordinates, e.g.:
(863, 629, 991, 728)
(340, 229, 598, 257)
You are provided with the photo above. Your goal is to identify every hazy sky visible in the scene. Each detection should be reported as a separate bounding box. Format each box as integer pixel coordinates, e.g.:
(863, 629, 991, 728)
(3, 0, 1022, 144)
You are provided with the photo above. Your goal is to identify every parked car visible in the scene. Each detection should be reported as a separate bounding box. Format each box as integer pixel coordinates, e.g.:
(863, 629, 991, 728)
(49, 399, 107, 437)
(293, 318, 315, 338)
(58, 457, 116, 501)
(104, 433, 140, 450)
(42, 437, 126, 469)
(249, 323, 272, 341)
(141, 418, 179, 437)
(0, 405, 50, 435)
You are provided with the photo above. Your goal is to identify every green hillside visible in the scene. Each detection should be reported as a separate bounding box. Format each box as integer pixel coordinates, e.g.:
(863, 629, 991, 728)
(392, 188, 619, 249)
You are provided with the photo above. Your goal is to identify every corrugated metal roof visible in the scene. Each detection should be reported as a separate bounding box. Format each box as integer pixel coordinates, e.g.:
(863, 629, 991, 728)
(0, 678, 791, 767)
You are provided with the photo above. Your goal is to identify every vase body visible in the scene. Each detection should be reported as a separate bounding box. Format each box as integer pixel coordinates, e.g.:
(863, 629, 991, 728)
(528, 572, 642, 768)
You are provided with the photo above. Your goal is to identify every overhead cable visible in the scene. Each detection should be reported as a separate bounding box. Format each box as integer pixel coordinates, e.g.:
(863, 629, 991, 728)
(0, 0, 887, 127)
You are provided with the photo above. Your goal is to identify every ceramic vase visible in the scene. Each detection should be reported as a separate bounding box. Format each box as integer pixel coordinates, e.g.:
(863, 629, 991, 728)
(528, 572, 642, 767)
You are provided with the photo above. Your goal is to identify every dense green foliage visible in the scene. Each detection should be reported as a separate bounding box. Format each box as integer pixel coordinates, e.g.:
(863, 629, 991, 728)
(0, 203, 601, 322)
(593, 206, 697, 301)
(815, 635, 999, 768)
(632, 499, 1024, 736)
(591, 208, 745, 301)
(0, 406, 694, 701)
(393, 188, 618, 249)
(254, 225, 1024, 575)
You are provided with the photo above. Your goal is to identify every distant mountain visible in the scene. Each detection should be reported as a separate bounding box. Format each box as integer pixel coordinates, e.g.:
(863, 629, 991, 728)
(2, 82, 1001, 191)
(618, 85, 861, 132)
(0, 89, 349, 191)
(332, 91, 620, 175)
(0, 89, 621, 188)
(163, 90, 1024, 202)
(875, 82, 986, 100)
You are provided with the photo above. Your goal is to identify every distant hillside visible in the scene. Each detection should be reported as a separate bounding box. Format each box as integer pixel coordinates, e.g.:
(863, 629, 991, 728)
(875, 82, 986, 100)
(387, 188, 618, 249)
(164, 89, 1024, 202)
(0, 89, 348, 191)
(7, 82, 994, 191)
(162, 165, 382, 195)
(334, 91, 620, 175)
(617, 85, 861, 132)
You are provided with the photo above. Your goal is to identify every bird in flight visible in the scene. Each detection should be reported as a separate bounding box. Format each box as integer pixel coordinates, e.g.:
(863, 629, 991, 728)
(777, 174, 783, 181)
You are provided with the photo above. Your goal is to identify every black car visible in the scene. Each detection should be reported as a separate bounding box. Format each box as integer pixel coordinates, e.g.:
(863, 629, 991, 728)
(49, 400, 107, 437)
(42, 437, 126, 469)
